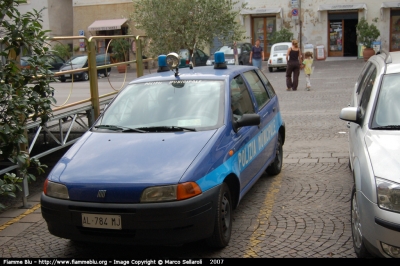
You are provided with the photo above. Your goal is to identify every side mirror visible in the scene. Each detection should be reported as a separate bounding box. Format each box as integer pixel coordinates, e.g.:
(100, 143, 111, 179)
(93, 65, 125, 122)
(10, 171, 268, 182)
(339, 107, 361, 124)
(233, 113, 260, 132)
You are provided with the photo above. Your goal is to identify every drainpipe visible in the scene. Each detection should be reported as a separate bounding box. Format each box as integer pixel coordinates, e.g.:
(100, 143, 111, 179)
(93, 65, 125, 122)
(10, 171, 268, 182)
(299, 0, 302, 51)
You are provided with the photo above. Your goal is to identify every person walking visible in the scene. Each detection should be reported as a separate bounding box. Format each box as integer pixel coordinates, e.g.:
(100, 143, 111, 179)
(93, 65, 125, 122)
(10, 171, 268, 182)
(233, 41, 239, 65)
(302, 51, 314, 91)
(249, 39, 264, 70)
(286, 39, 302, 91)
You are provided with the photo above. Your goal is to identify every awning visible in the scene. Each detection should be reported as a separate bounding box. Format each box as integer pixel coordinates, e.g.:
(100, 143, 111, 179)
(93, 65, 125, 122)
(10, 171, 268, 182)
(88, 19, 128, 31)
(317, 3, 367, 12)
(240, 8, 283, 26)
(380, 2, 400, 20)
(318, 3, 367, 20)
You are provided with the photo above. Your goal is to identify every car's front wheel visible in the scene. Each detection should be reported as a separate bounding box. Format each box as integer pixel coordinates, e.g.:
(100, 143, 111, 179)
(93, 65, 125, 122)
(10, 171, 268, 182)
(351, 185, 373, 258)
(268, 67, 273, 72)
(266, 134, 283, 175)
(206, 182, 232, 249)
(82, 72, 89, 81)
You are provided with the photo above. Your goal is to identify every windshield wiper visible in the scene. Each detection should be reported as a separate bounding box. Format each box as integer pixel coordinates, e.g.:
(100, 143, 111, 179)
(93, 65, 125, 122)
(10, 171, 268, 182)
(94, 125, 146, 133)
(373, 125, 400, 130)
(137, 126, 196, 132)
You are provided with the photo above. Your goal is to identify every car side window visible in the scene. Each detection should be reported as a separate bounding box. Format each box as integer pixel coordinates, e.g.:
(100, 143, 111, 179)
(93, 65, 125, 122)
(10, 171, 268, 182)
(359, 67, 377, 118)
(230, 75, 255, 122)
(255, 69, 276, 98)
(243, 70, 270, 109)
(357, 64, 376, 106)
(197, 50, 205, 58)
(356, 63, 371, 99)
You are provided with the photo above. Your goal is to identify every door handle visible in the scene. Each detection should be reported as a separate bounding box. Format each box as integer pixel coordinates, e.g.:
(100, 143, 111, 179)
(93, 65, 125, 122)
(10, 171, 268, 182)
(273, 107, 276, 112)
(347, 122, 350, 128)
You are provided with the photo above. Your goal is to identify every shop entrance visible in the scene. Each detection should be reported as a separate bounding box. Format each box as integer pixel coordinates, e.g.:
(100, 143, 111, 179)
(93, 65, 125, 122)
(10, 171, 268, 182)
(328, 12, 358, 57)
(252, 16, 276, 58)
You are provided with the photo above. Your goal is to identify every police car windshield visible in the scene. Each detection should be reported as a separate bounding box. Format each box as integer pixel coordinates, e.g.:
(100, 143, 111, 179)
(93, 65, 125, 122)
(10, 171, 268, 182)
(96, 80, 225, 131)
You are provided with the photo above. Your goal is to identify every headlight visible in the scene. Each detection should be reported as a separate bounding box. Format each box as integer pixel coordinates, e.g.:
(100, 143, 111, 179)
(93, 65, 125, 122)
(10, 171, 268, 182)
(226, 59, 235, 64)
(44, 179, 69, 199)
(376, 177, 400, 213)
(140, 182, 202, 203)
(206, 60, 212, 66)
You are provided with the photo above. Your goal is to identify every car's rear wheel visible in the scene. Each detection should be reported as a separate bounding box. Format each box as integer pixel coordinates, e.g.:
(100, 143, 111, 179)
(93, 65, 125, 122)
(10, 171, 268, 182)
(82, 72, 89, 81)
(59, 77, 66, 82)
(268, 67, 273, 72)
(266, 134, 283, 175)
(206, 182, 232, 249)
(351, 185, 373, 258)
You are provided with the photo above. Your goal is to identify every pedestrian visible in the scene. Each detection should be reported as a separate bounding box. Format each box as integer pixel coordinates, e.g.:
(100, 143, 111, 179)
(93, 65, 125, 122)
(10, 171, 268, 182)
(249, 39, 264, 70)
(302, 51, 314, 91)
(233, 41, 238, 65)
(285, 39, 302, 91)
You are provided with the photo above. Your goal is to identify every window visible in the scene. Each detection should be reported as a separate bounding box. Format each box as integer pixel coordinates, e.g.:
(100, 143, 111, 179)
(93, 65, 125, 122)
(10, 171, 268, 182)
(359, 67, 377, 118)
(255, 69, 276, 98)
(243, 71, 270, 109)
(230, 75, 254, 122)
(356, 63, 373, 105)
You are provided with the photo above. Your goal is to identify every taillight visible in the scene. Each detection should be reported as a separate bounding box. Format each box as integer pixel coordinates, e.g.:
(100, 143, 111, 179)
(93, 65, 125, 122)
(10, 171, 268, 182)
(186, 59, 189, 64)
(43, 178, 48, 195)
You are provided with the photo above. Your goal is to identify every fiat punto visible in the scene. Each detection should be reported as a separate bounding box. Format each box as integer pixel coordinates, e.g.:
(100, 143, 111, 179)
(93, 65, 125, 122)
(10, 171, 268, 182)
(41, 52, 285, 248)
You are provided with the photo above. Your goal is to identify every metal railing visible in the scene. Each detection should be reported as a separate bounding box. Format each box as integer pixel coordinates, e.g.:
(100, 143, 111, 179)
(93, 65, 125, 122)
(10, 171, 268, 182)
(0, 35, 153, 206)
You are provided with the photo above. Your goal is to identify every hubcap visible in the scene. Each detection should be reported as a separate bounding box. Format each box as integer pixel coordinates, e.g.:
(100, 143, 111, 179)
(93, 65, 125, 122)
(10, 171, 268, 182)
(352, 192, 363, 248)
(221, 194, 231, 238)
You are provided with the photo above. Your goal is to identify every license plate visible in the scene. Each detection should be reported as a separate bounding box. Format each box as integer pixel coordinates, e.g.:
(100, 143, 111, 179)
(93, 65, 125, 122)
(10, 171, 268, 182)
(277, 58, 283, 63)
(64, 74, 70, 78)
(82, 213, 122, 230)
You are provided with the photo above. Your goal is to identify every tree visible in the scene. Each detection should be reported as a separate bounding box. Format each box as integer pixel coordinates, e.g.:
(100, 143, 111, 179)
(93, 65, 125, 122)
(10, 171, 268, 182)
(269, 28, 293, 45)
(51, 43, 71, 60)
(0, 0, 55, 209)
(131, 0, 247, 64)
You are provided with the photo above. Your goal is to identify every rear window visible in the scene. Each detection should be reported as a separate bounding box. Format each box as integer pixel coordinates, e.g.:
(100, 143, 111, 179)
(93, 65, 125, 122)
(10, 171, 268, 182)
(273, 45, 289, 51)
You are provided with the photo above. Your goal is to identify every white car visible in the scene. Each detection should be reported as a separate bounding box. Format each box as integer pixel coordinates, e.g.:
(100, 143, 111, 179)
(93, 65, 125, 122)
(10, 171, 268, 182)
(267, 42, 292, 72)
(339, 50, 400, 258)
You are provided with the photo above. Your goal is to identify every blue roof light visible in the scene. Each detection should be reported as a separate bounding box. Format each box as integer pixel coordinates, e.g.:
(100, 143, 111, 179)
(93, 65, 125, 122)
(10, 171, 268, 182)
(214, 51, 227, 69)
(157, 55, 169, 72)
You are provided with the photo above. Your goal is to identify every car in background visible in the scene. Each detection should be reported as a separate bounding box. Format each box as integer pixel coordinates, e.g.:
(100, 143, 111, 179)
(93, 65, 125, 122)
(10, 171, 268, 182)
(20, 54, 65, 72)
(41, 53, 285, 248)
(339, 50, 400, 258)
(59, 53, 111, 82)
(179, 48, 209, 68)
(267, 42, 292, 72)
(206, 42, 252, 66)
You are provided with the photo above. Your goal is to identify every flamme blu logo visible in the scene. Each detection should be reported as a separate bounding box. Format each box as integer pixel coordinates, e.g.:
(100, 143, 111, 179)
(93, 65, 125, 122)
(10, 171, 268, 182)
(97, 190, 106, 198)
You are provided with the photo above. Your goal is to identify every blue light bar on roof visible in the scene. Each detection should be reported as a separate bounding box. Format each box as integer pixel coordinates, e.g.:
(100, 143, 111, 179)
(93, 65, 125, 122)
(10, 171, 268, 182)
(214, 51, 227, 69)
(157, 55, 169, 72)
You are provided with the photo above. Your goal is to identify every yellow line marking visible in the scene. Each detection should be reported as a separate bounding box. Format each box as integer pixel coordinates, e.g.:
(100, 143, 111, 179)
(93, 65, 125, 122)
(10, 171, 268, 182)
(0, 203, 41, 232)
(243, 174, 283, 258)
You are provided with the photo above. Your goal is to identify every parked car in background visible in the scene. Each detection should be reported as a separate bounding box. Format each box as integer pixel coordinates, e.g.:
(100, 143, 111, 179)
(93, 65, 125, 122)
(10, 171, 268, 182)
(179, 48, 209, 68)
(20, 54, 65, 72)
(59, 53, 111, 82)
(339, 50, 400, 258)
(41, 53, 285, 249)
(206, 42, 252, 66)
(267, 42, 292, 72)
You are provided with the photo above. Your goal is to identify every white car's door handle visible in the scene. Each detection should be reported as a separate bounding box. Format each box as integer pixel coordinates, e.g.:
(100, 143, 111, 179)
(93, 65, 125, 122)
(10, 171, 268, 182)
(347, 122, 351, 128)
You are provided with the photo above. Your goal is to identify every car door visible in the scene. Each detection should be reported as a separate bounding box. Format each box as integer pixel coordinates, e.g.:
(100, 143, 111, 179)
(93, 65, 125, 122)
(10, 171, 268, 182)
(349, 62, 377, 168)
(194, 49, 209, 66)
(230, 74, 261, 192)
(242, 70, 277, 173)
(239, 43, 251, 65)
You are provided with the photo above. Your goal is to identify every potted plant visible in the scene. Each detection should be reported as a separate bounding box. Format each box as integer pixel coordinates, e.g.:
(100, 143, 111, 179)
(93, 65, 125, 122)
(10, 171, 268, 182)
(356, 17, 380, 61)
(110, 38, 130, 73)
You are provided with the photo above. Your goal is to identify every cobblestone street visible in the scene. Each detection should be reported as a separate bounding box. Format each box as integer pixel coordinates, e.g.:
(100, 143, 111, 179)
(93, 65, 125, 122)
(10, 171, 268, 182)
(0, 58, 365, 258)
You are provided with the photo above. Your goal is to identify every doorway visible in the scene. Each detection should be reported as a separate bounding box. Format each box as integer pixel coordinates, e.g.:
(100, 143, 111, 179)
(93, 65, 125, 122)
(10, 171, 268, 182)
(252, 16, 276, 58)
(328, 13, 358, 57)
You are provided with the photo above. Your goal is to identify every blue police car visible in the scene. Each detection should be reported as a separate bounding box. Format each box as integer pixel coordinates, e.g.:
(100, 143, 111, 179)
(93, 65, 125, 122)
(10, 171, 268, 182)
(41, 52, 285, 248)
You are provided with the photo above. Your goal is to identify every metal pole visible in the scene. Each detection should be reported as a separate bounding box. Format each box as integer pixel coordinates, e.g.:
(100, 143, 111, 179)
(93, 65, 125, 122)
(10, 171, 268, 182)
(87, 39, 100, 121)
(135, 36, 144, 78)
(299, 0, 302, 52)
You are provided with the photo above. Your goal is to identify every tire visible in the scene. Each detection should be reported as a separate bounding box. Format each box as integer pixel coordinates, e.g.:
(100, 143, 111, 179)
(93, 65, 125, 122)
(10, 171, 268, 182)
(105, 71, 111, 77)
(82, 72, 89, 81)
(60, 77, 66, 82)
(351, 185, 373, 258)
(206, 182, 232, 249)
(268, 67, 273, 72)
(266, 134, 283, 175)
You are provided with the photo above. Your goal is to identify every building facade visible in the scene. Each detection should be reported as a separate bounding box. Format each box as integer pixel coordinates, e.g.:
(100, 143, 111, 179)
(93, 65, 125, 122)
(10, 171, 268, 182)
(239, 0, 400, 59)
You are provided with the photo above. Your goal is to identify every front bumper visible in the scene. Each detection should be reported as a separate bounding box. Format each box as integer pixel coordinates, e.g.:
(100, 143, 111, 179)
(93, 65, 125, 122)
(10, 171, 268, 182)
(359, 191, 400, 257)
(41, 184, 220, 245)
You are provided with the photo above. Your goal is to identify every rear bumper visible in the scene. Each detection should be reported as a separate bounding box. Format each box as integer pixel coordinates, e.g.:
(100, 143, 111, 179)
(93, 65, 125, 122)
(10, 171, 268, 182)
(41, 184, 220, 245)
